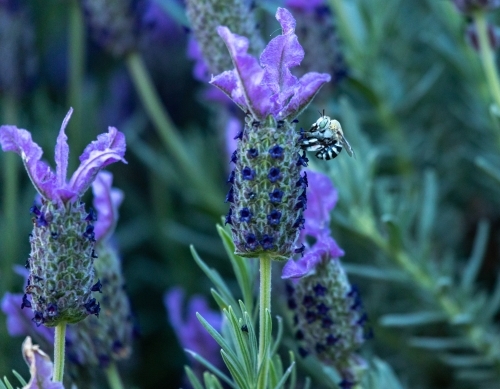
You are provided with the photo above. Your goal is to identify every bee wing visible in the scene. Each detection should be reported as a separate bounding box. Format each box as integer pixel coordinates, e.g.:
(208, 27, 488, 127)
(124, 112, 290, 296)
(339, 134, 355, 158)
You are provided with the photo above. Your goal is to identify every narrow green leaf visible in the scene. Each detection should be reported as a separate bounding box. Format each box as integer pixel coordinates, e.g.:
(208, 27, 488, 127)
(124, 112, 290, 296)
(196, 313, 241, 367)
(225, 307, 254, 384)
(185, 350, 236, 389)
(185, 366, 205, 389)
(287, 352, 296, 389)
(381, 215, 403, 251)
(221, 350, 251, 389)
(409, 337, 471, 350)
(379, 311, 447, 327)
(303, 377, 311, 389)
(271, 316, 283, 356)
(268, 358, 279, 388)
(455, 368, 496, 381)
(257, 309, 274, 381)
(0, 380, 7, 389)
(217, 225, 255, 315)
(484, 274, 500, 319)
(191, 246, 239, 311)
(461, 219, 489, 291)
(239, 303, 258, 365)
(210, 289, 230, 312)
(273, 362, 295, 389)
(1, 379, 13, 389)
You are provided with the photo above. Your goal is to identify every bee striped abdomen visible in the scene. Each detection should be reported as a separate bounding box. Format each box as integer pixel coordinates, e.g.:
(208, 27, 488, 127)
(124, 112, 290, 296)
(315, 142, 342, 160)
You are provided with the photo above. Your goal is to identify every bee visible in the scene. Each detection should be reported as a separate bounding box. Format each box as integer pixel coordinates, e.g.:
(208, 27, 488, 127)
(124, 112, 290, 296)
(299, 114, 354, 160)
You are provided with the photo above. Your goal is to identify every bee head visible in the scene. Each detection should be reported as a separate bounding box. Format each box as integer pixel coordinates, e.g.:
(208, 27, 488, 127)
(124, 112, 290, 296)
(315, 116, 331, 132)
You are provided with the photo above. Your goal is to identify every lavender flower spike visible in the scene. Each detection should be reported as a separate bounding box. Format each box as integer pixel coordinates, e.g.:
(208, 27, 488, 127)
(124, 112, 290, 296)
(215, 8, 330, 259)
(0, 109, 127, 327)
(211, 8, 331, 121)
(0, 108, 127, 204)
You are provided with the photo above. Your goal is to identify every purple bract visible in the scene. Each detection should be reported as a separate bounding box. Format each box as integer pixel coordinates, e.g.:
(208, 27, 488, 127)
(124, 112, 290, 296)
(210, 7, 331, 121)
(0, 108, 127, 204)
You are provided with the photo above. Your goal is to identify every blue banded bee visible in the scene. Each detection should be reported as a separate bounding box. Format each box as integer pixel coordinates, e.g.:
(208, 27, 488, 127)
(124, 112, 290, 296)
(299, 115, 354, 160)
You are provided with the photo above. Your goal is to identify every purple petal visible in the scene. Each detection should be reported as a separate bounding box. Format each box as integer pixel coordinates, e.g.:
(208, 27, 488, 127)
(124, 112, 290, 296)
(282, 234, 344, 279)
(164, 287, 222, 367)
(279, 72, 331, 119)
(211, 26, 273, 119)
(210, 70, 247, 112)
(67, 127, 127, 200)
(303, 170, 338, 238)
(260, 8, 303, 98)
(55, 108, 72, 188)
(285, 0, 326, 11)
(22, 337, 64, 389)
(92, 171, 124, 242)
(187, 37, 210, 82)
(0, 126, 56, 200)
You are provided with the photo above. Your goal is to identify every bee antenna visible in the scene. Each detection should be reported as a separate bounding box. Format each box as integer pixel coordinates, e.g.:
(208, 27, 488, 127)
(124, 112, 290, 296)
(317, 109, 322, 117)
(269, 28, 282, 37)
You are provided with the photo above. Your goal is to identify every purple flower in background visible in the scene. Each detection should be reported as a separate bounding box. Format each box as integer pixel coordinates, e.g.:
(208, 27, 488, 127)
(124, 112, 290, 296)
(211, 7, 331, 121)
(0, 108, 127, 204)
(22, 337, 64, 389)
(141, 0, 181, 43)
(286, 0, 325, 12)
(282, 170, 344, 279)
(165, 287, 222, 370)
(187, 37, 210, 83)
(92, 171, 124, 242)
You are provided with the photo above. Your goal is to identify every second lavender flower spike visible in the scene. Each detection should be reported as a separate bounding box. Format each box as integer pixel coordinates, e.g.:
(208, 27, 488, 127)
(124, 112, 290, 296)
(212, 7, 331, 259)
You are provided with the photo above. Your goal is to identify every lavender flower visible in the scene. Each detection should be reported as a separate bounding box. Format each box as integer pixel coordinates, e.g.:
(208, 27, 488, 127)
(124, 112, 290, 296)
(0, 108, 127, 327)
(282, 171, 367, 387)
(165, 287, 223, 372)
(452, 0, 500, 13)
(22, 336, 64, 389)
(212, 8, 331, 259)
(66, 172, 134, 368)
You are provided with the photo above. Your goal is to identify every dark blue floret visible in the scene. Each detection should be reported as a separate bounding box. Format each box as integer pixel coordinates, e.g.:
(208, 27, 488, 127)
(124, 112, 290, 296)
(268, 167, 281, 182)
(84, 298, 101, 316)
(230, 150, 238, 164)
(277, 120, 284, 128)
(322, 317, 334, 328)
(242, 166, 256, 180)
(234, 129, 243, 140)
(315, 343, 326, 353)
(305, 310, 316, 323)
(294, 244, 305, 256)
(302, 295, 315, 308)
(267, 210, 282, 225)
(25, 258, 30, 269)
(298, 347, 309, 358)
(36, 214, 48, 227)
(227, 170, 235, 184)
(83, 225, 95, 240)
(29, 205, 41, 216)
(293, 216, 305, 229)
(296, 151, 309, 167)
(288, 298, 297, 309)
(339, 379, 355, 389)
(326, 334, 339, 345)
(313, 283, 327, 296)
(294, 195, 307, 210)
(98, 354, 111, 368)
(247, 148, 259, 158)
(317, 303, 329, 315)
(269, 189, 284, 204)
(32, 311, 44, 327)
(245, 233, 259, 250)
(239, 207, 253, 222)
(21, 294, 31, 309)
(296, 175, 307, 188)
(295, 330, 304, 340)
(260, 234, 275, 250)
(225, 186, 234, 203)
(91, 249, 98, 259)
(225, 209, 233, 225)
(112, 340, 124, 353)
(50, 231, 59, 239)
(285, 283, 295, 296)
(85, 208, 97, 222)
(91, 279, 103, 293)
(46, 303, 58, 317)
(292, 118, 299, 123)
(269, 145, 284, 159)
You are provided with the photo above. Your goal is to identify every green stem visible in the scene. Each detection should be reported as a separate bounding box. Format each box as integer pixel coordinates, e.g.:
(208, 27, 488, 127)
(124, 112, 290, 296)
(125, 52, 222, 214)
(105, 363, 125, 389)
(67, 0, 85, 170)
(257, 255, 272, 389)
(474, 11, 500, 109)
(53, 323, 67, 382)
